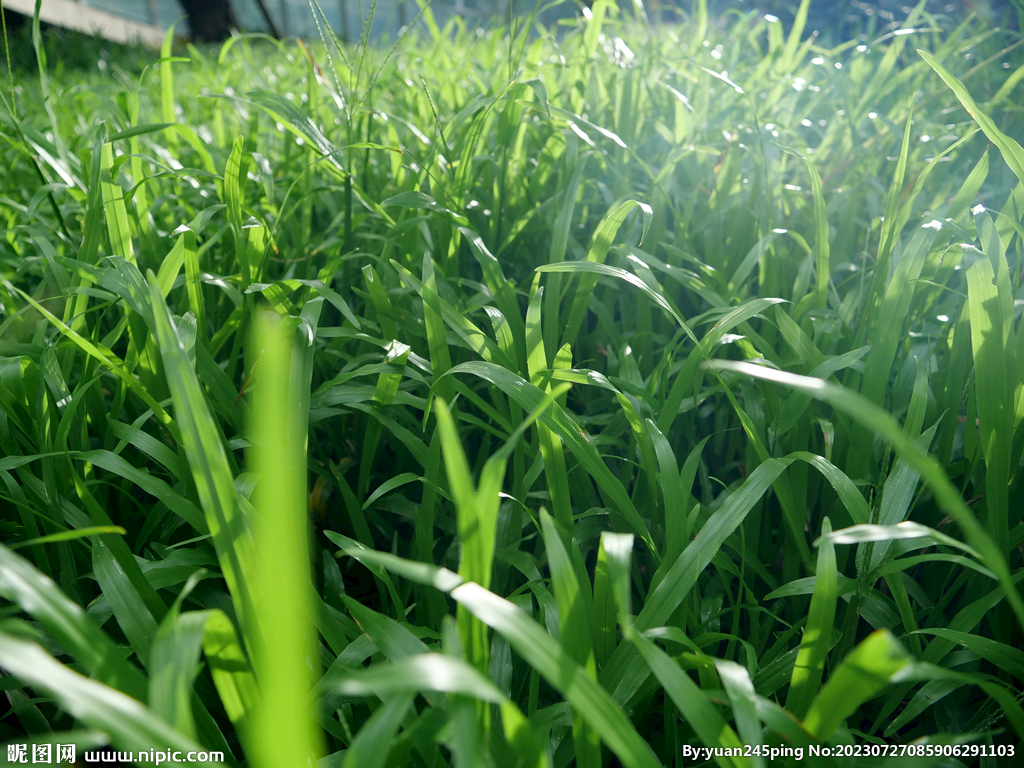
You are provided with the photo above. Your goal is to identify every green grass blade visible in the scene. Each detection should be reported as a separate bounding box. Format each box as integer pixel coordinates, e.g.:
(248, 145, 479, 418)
(202, 610, 259, 733)
(802, 630, 910, 740)
(335, 654, 548, 768)
(342, 693, 416, 768)
(558, 200, 653, 348)
(93, 539, 158, 668)
(450, 582, 662, 768)
(710, 360, 1024, 632)
(0, 544, 147, 700)
(100, 144, 135, 264)
(147, 273, 257, 641)
(150, 605, 210, 739)
(785, 517, 837, 718)
(714, 661, 765, 768)
(444, 361, 656, 556)
(920, 49, 1024, 187)
(248, 310, 323, 768)
(0, 632, 205, 753)
(965, 254, 1012, 555)
(539, 510, 599, 768)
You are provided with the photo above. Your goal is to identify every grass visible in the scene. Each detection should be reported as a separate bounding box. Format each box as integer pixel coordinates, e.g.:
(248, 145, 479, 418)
(1, 0, 1024, 765)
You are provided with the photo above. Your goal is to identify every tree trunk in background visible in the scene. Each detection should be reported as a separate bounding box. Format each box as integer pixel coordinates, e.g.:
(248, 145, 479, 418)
(178, 0, 237, 41)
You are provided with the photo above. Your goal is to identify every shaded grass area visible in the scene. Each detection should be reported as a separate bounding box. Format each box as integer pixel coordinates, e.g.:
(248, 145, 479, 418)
(1, 0, 1024, 766)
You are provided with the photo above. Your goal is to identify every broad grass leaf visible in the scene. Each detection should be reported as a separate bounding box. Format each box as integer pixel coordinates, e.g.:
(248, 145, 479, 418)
(646, 420, 686, 562)
(966, 253, 1013, 554)
(887, 661, 1024, 739)
(381, 191, 468, 225)
(342, 693, 415, 768)
(150, 605, 211, 739)
(802, 630, 910, 740)
(93, 540, 158, 668)
(343, 596, 430, 659)
(919, 49, 1024, 187)
(539, 511, 599, 768)
(202, 610, 258, 731)
(100, 144, 134, 264)
(908, 628, 1024, 682)
(710, 360, 1024, 632)
(0, 632, 205, 753)
(443, 361, 656, 555)
(714, 661, 765, 768)
(451, 582, 662, 768)
(248, 313, 323, 768)
(850, 225, 941, 481)
(785, 517, 837, 718)
(0, 544, 147, 700)
(552, 200, 654, 348)
(148, 273, 258, 641)
(334, 654, 549, 768)
(9, 526, 124, 550)
(76, 449, 205, 532)
(326, 531, 463, 592)
(630, 632, 749, 768)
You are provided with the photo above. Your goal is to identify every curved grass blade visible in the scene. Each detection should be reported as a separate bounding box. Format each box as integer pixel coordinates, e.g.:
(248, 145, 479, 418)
(443, 361, 657, 556)
(0, 632, 206, 753)
(785, 518, 836, 719)
(450, 582, 662, 768)
(708, 360, 1024, 633)
(0, 544, 147, 701)
(802, 630, 910, 740)
(148, 273, 258, 641)
(334, 654, 548, 768)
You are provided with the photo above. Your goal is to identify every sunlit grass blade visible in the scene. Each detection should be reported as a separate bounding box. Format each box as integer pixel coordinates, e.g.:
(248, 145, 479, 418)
(147, 274, 258, 636)
(558, 200, 653, 348)
(539, 510, 599, 768)
(919, 49, 1024, 187)
(335, 653, 549, 768)
(709, 360, 1024, 632)
(435, 395, 500, 678)
(247, 310, 323, 768)
(0, 544, 147, 700)
(444, 360, 656, 555)
(451, 582, 662, 768)
(0, 632, 205, 753)
(802, 630, 910, 740)
(785, 517, 836, 718)
(965, 250, 1013, 555)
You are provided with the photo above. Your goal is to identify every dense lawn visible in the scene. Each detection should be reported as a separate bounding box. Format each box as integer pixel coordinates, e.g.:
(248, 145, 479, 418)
(1, 1, 1023, 766)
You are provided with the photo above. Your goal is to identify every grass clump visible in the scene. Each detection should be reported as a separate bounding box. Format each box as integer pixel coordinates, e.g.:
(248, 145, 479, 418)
(1, 0, 1024, 766)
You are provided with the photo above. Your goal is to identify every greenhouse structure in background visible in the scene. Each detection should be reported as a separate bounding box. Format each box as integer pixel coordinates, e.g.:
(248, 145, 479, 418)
(1, 0, 1018, 45)
(0, 0, 541, 44)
